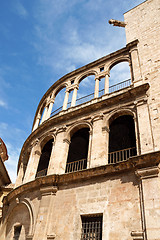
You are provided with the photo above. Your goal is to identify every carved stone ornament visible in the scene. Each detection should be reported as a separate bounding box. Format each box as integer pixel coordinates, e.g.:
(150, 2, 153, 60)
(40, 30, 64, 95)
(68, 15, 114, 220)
(131, 231, 144, 240)
(136, 166, 159, 179)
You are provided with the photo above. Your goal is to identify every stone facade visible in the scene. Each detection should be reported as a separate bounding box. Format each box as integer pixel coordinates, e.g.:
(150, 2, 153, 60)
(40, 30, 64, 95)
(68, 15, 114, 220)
(0, 0, 160, 239)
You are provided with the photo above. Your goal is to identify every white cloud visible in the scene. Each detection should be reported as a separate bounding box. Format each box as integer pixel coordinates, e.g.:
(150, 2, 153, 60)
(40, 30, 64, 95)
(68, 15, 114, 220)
(14, 1, 28, 19)
(0, 99, 8, 108)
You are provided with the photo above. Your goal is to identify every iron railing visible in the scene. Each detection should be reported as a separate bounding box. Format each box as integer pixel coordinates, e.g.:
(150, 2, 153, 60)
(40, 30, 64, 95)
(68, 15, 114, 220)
(65, 158, 87, 173)
(51, 79, 131, 116)
(109, 78, 131, 93)
(108, 147, 137, 164)
(36, 168, 48, 178)
(81, 216, 102, 240)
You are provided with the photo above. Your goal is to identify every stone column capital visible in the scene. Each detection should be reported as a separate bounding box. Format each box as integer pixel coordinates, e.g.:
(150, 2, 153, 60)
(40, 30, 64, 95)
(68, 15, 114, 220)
(102, 126, 110, 133)
(135, 166, 159, 179)
(91, 114, 104, 123)
(56, 126, 67, 134)
(63, 138, 71, 145)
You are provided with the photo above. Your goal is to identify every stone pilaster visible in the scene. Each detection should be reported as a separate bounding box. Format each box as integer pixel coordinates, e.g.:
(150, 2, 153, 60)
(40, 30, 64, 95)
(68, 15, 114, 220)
(33, 186, 58, 240)
(23, 143, 41, 183)
(136, 166, 160, 240)
(90, 114, 107, 168)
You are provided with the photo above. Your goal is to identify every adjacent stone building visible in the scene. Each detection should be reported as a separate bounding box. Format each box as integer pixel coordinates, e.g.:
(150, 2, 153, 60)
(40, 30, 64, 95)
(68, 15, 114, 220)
(1, 0, 160, 239)
(0, 138, 12, 223)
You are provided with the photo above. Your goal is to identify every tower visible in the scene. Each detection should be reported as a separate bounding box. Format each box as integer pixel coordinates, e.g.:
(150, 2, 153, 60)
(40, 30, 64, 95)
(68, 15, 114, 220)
(1, 0, 160, 239)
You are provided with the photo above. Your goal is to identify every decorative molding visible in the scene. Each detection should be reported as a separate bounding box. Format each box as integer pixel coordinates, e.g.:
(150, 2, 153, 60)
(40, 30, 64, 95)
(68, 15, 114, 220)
(136, 166, 159, 179)
(91, 114, 104, 122)
(56, 126, 67, 134)
(26, 235, 33, 240)
(102, 126, 110, 133)
(40, 186, 58, 196)
(131, 231, 143, 240)
(47, 234, 56, 239)
(63, 138, 71, 145)
(34, 150, 41, 156)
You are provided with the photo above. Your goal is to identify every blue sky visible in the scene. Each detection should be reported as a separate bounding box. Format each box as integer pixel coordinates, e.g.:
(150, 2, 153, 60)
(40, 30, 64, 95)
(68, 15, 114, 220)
(0, 0, 144, 182)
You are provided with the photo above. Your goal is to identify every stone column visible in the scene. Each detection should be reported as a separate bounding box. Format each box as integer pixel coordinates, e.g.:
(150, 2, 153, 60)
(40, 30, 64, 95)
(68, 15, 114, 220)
(136, 166, 160, 240)
(129, 46, 142, 82)
(94, 76, 99, 98)
(47, 141, 55, 175)
(62, 89, 69, 110)
(47, 127, 69, 175)
(32, 113, 41, 131)
(23, 143, 41, 183)
(90, 114, 108, 168)
(71, 85, 79, 107)
(46, 100, 54, 119)
(104, 73, 110, 94)
(33, 185, 57, 240)
(41, 106, 48, 124)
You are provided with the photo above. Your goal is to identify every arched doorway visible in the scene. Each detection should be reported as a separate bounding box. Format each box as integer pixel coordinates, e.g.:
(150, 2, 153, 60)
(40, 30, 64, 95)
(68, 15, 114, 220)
(36, 139, 54, 177)
(108, 115, 137, 163)
(65, 128, 89, 173)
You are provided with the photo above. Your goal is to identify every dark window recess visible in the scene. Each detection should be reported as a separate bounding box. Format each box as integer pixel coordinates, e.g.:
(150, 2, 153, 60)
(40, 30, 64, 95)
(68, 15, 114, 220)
(81, 215, 103, 240)
(65, 128, 89, 173)
(36, 139, 54, 177)
(13, 225, 22, 240)
(108, 115, 137, 163)
(100, 67, 104, 72)
(71, 80, 74, 84)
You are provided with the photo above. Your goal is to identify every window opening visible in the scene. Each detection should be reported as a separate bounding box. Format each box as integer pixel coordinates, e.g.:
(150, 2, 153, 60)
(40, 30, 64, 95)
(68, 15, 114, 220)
(108, 115, 137, 163)
(71, 80, 74, 84)
(99, 77, 105, 97)
(76, 75, 95, 106)
(13, 225, 22, 240)
(65, 128, 89, 173)
(81, 215, 102, 240)
(109, 62, 131, 93)
(100, 67, 104, 72)
(51, 88, 66, 116)
(36, 139, 54, 177)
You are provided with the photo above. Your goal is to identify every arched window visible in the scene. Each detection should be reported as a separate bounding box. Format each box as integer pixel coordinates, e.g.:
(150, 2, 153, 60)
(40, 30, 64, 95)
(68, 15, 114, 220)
(76, 75, 95, 105)
(108, 115, 137, 163)
(51, 87, 66, 115)
(65, 128, 89, 173)
(36, 139, 54, 177)
(109, 62, 131, 93)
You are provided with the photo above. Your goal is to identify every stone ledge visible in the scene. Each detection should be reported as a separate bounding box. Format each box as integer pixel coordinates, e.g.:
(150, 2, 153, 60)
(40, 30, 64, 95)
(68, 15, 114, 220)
(4, 151, 160, 204)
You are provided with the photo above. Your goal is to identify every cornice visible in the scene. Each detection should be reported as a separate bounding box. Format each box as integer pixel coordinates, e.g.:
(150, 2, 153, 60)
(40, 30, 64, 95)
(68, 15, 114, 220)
(5, 150, 160, 205)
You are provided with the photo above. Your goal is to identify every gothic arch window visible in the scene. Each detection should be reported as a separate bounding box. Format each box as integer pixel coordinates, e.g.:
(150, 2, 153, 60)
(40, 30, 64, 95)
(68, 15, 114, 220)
(108, 115, 137, 163)
(65, 128, 89, 173)
(36, 138, 54, 177)
(109, 61, 131, 93)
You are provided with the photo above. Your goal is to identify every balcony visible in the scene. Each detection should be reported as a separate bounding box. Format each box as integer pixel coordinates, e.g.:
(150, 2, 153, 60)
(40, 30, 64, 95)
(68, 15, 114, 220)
(65, 158, 87, 173)
(51, 79, 131, 117)
(108, 147, 137, 164)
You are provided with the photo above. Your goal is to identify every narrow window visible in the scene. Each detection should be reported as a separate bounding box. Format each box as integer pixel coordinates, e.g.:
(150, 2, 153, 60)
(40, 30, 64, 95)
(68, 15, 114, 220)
(81, 215, 102, 240)
(13, 225, 22, 240)
(36, 139, 54, 177)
